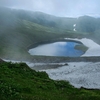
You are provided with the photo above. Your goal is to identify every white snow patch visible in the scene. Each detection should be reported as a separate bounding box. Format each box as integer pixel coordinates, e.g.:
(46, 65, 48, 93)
(80, 38, 100, 56)
(65, 38, 100, 56)
(73, 28, 76, 31)
(42, 62, 100, 89)
(73, 24, 76, 31)
(73, 24, 76, 27)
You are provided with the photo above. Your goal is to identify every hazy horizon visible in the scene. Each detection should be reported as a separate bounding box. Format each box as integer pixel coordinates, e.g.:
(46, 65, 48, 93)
(0, 0, 100, 18)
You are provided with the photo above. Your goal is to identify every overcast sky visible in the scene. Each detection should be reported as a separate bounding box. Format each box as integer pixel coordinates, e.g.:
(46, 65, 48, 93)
(0, 0, 100, 17)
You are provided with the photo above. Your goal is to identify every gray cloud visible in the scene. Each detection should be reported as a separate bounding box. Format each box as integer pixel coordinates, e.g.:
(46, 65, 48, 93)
(0, 0, 100, 17)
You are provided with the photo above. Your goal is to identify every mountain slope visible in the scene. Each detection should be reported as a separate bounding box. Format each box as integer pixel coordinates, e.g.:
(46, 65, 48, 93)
(0, 7, 85, 60)
(1, 61, 100, 100)
(0, 7, 100, 60)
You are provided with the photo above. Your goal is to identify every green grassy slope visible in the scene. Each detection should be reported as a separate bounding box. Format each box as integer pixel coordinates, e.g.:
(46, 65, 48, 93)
(1, 61, 100, 100)
(0, 7, 86, 60)
(0, 7, 100, 60)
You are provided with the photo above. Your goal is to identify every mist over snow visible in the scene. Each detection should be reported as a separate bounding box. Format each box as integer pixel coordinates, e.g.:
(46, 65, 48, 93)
(0, 0, 100, 17)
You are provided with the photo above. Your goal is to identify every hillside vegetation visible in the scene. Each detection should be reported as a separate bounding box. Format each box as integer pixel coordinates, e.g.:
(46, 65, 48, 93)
(0, 7, 100, 60)
(1, 61, 100, 100)
(0, 7, 86, 60)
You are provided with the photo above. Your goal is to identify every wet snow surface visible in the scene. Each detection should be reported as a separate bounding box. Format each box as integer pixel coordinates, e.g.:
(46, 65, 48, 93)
(41, 62, 100, 89)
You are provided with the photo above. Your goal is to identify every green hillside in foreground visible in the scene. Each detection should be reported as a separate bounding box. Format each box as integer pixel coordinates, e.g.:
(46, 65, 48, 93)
(0, 60, 100, 100)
